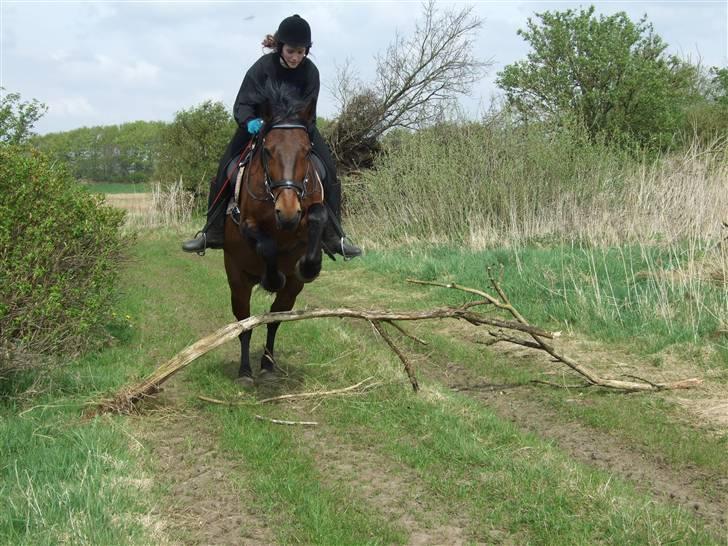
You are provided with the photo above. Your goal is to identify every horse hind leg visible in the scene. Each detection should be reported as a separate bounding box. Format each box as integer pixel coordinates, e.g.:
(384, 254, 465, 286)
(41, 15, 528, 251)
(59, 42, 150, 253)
(260, 277, 304, 374)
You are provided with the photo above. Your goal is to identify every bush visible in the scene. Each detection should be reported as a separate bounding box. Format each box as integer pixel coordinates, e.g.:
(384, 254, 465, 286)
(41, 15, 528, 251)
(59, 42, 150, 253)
(154, 101, 236, 200)
(0, 146, 126, 366)
(346, 118, 728, 249)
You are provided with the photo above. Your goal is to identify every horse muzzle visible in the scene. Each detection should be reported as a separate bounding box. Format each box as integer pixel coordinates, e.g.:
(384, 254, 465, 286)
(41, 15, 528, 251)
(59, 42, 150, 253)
(275, 208, 302, 231)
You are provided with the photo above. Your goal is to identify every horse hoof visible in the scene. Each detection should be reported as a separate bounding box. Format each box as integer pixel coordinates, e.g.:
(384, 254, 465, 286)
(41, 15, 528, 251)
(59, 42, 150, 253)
(236, 375, 255, 387)
(261, 271, 286, 292)
(295, 258, 321, 283)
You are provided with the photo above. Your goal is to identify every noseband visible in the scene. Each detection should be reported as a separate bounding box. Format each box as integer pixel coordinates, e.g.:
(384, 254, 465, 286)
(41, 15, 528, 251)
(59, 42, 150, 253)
(259, 123, 311, 202)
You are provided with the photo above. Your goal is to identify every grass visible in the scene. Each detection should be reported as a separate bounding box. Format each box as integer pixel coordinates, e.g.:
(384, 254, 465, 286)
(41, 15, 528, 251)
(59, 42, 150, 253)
(0, 370, 151, 545)
(3, 229, 726, 544)
(353, 244, 728, 365)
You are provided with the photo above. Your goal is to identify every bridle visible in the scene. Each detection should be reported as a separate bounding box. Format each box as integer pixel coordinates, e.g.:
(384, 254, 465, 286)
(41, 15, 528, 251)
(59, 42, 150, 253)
(255, 122, 313, 203)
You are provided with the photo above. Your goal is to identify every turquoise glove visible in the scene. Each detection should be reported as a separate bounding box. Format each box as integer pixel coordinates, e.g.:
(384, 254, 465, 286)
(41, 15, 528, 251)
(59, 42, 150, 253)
(247, 118, 263, 135)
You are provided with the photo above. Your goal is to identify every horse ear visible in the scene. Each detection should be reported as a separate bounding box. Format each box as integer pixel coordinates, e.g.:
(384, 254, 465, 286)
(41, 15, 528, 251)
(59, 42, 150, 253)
(300, 98, 315, 125)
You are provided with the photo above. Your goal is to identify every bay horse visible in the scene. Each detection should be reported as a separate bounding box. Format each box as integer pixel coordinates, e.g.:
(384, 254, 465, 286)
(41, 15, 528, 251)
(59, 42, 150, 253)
(223, 84, 327, 381)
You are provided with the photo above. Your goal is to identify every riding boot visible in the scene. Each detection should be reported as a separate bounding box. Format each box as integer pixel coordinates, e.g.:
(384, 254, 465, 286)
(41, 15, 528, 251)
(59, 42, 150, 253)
(181, 174, 228, 253)
(321, 178, 362, 260)
(181, 199, 226, 253)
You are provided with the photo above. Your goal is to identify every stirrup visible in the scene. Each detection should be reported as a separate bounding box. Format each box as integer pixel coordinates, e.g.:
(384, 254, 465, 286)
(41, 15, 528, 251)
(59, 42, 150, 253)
(195, 231, 207, 257)
(336, 236, 362, 261)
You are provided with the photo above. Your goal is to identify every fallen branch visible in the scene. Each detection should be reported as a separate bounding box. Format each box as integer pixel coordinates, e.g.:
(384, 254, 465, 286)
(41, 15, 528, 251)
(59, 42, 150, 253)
(258, 377, 380, 403)
(255, 415, 318, 426)
(371, 321, 419, 391)
(408, 273, 701, 393)
(90, 305, 537, 415)
(91, 273, 701, 416)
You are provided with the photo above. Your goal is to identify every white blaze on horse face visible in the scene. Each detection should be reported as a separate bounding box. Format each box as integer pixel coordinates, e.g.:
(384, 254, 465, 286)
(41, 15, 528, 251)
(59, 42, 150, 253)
(281, 45, 306, 68)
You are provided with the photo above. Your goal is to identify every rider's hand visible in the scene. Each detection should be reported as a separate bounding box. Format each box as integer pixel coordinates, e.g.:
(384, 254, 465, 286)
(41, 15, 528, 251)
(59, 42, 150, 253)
(247, 118, 264, 135)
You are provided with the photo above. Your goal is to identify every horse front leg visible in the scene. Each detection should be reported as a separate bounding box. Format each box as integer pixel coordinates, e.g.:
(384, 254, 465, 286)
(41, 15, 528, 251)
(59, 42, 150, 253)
(296, 203, 327, 283)
(224, 250, 255, 381)
(261, 277, 304, 374)
(243, 221, 285, 292)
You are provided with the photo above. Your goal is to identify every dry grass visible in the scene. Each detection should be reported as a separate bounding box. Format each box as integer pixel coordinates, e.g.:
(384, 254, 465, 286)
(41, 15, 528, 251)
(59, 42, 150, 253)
(105, 180, 195, 230)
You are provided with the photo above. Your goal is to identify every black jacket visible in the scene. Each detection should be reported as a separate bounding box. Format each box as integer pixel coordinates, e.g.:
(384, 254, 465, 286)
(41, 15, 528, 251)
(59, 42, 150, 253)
(234, 52, 320, 129)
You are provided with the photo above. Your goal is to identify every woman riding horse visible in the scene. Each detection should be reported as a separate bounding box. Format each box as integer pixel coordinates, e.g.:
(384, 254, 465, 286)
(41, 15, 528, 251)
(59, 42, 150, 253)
(225, 83, 328, 380)
(182, 14, 361, 259)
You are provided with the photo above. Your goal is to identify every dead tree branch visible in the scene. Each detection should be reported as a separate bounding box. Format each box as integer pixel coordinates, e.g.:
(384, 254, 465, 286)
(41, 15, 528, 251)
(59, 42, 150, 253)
(89, 306, 538, 415)
(371, 321, 419, 392)
(407, 274, 701, 393)
(325, 0, 491, 172)
(90, 275, 701, 416)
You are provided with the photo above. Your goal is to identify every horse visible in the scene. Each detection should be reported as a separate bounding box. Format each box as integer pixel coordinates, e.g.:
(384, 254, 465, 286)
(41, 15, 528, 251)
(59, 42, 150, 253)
(223, 84, 327, 382)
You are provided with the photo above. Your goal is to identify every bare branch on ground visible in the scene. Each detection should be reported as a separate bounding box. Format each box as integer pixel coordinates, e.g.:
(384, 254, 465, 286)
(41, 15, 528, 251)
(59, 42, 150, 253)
(89, 275, 701, 416)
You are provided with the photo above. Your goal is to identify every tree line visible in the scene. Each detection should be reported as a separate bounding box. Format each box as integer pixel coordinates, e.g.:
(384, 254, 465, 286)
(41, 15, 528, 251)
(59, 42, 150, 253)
(11, 4, 728, 192)
(32, 120, 166, 184)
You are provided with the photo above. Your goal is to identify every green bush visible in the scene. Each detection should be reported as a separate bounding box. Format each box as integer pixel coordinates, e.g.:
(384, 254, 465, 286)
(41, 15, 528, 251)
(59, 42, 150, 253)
(154, 100, 236, 200)
(0, 146, 126, 364)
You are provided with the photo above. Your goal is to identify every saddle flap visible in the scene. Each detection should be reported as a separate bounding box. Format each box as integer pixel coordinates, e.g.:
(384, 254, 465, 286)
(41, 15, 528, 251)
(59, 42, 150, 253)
(310, 153, 327, 183)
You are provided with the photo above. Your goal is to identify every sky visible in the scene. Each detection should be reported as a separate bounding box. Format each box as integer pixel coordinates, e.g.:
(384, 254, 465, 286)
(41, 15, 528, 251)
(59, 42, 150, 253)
(2, 0, 727, 135)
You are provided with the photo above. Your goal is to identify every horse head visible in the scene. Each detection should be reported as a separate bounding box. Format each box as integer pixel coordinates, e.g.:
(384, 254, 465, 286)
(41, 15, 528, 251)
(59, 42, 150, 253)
(259, 93, 316, 231)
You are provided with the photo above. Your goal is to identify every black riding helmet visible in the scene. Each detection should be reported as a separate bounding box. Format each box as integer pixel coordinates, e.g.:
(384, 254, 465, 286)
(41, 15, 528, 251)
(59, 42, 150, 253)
(276, 14, 312, 51)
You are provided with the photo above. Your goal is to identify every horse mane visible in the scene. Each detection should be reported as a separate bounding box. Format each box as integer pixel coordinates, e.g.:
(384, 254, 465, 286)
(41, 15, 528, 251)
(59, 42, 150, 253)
(260, 81, 307, 124)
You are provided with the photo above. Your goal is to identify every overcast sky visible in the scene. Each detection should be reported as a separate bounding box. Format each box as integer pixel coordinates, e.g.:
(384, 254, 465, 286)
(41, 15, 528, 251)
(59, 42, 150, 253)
(2, 0, 726, 135)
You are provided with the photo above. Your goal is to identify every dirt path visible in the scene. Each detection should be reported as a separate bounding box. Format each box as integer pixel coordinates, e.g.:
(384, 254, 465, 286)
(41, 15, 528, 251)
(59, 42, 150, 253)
(131, 381, 276, 545)
(299, 426, 486, 545)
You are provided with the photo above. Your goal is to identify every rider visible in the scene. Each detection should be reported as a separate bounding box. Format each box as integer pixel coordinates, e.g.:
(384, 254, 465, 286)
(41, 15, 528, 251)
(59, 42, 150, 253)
(182, 14, 361, 259)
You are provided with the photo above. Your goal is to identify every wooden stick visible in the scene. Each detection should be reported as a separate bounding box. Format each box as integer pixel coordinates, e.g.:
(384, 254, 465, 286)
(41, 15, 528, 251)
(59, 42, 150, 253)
(257, 377, 379, 403)
(91, 305, 537, 414)
(254, 415, 318, 426)
(414, 271, 701, 393)
(91, 274, 701, 415)
(371, 321, 419, 392)
(197, 396, 245, 406)
(387, 321, 428, 346)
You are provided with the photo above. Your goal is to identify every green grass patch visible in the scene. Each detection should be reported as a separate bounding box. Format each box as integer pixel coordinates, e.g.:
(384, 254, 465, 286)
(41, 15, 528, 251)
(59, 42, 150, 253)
(354, 244, 728, 365)
(0, 362, 152, 545)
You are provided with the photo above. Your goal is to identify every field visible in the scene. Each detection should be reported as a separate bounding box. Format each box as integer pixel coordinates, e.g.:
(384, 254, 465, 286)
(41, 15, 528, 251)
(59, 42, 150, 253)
(2, 219, 727, 544)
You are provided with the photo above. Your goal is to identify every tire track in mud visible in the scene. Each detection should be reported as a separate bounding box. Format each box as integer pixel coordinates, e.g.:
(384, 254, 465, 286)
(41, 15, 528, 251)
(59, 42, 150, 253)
(131, 383, 276, 546)
(441, 361, 728, 539)
(297, 425, 493, 546)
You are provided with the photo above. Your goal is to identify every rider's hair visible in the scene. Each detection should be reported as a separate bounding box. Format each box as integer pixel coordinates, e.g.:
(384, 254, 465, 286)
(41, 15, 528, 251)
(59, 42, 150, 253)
(261, 34, 278, 51)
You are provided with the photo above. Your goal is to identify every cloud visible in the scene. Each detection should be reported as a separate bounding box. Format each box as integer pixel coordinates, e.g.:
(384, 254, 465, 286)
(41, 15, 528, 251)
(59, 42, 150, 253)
(48, 96, 96, 117)
(119, 59, 161, 85)
(57, 54, 161, 87)
(4, 1, 725, 135)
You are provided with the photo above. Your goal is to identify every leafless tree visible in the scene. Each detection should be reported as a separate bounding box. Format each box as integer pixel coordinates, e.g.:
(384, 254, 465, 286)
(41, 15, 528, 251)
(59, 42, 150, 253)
(324, 1, 492, 171)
